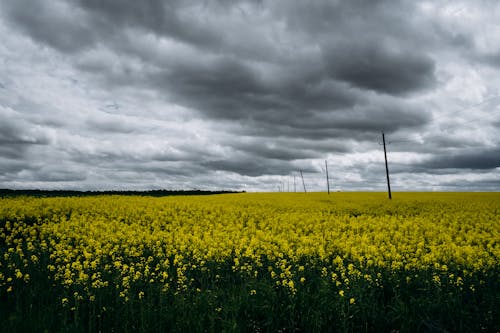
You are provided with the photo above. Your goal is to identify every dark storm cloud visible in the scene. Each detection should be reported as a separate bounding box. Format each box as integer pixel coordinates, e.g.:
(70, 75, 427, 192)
(0, 156, 85, 183)
(2, 0, 96, 53)
(156, 73, 357, 124)
(0, 145, 25, 160)
(324, 42, 436, 96)
(202, 159, 274, 177)
(29, 168, 88, 182)
(225, 137, 348, 161)
(77, 0, 225, 50)
(0, 116, 51, 161)
(451, 178, 500, 190)
(227, 100, 430, 142)
(281, 0, 437, 96)
(155, 57, 272, 120)
(1, 0, 435, 130)
(63, 138, 214, 173)
(0, 121, 28, 145)
(202, 157, 314, 177)
(0, 159, 27, 174)
(230, 143, 317, 161)
(1, 0, 499, 190)
(88, 160, 205, 178)
(480, 52, 500, 69)
(420, 148, 500, 170)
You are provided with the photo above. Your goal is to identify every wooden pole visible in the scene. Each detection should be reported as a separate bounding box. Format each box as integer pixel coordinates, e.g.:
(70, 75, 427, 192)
(300, 170, 307, 193)
(382, 132, 392, 199)
(325, 160, 330, 194)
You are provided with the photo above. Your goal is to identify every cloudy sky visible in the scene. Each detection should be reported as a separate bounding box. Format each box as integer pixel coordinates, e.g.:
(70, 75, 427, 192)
(1, 0, 499, 192)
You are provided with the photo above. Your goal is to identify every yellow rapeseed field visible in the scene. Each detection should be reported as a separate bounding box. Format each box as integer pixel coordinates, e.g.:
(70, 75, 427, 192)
(1, 192, 499, 332)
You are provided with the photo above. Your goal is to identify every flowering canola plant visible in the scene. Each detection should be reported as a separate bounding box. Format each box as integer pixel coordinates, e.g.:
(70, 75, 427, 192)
(0, 192, 499, 332)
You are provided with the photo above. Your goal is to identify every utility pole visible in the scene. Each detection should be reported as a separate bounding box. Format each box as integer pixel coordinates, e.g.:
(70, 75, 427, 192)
(325, 160, 330, 194)
(382, 132, 392, 199)
(300, 170, 307, 193)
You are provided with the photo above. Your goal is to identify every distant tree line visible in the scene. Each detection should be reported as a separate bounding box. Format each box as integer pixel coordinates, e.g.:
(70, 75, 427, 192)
(0, 189, 244, 198)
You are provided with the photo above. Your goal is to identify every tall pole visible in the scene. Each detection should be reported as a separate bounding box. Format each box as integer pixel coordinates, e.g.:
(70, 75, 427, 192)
(382, 132, 392, 199)
(325, 160, 330, 194)
(294, 174, 296, 192)
(300, 170, 307, 193)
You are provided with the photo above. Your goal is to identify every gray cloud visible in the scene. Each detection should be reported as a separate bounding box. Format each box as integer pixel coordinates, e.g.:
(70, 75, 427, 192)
(0, 159, 40, 182)
(234, 145, 318, 161)
(480, 52, 500, 69)
(1, 0, 499, 191)
(0, 113, 51, 163)
(27, 168, 88, 182)
(85, 114, 139, 134)
(324, 42, 436, 96)
(201, 155, 316, 177)
(420, 148, 500, 170)
(2, 0, 96, 53)
(226, 138, 333, 161)
(77, 0, 225, 49)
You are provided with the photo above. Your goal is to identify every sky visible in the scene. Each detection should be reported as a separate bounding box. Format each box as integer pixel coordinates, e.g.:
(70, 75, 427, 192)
(1, 0, 500, 192)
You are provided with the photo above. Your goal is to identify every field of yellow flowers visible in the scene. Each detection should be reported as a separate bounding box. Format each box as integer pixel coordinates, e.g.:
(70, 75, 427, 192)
(1, 192, 499, 332)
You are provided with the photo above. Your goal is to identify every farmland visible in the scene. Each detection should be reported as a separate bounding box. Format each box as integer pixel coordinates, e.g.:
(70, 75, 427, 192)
(1, 192, 499, 332)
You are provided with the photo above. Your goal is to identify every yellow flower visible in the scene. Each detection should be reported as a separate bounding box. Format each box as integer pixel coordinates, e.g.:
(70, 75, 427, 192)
(339, 290, 345, 297)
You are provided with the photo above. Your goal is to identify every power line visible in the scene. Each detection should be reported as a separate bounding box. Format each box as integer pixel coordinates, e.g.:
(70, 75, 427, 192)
(430, 94, 500, 122)
(385, 109, 500, 147)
